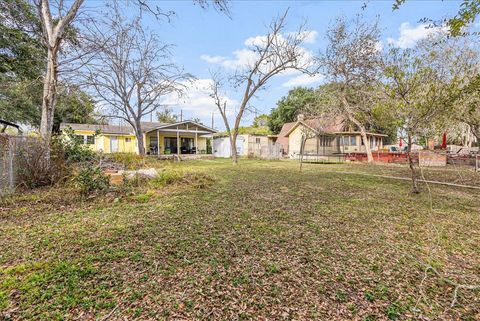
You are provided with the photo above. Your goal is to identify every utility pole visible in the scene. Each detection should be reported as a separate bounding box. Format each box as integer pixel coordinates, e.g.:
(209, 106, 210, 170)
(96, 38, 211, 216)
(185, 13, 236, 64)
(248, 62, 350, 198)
(211, 111, 214, 129)
(180, 110, 183, 122)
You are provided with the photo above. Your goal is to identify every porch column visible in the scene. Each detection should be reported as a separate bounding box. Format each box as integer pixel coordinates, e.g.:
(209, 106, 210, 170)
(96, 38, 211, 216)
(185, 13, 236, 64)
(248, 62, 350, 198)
(195, 128, 198, 154)
(176, 126, 180, 155)
(157, 129, 160, 155)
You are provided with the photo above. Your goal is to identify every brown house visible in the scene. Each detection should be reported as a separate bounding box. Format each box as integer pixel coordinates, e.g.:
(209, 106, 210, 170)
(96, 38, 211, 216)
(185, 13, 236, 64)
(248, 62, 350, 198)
(275, 115, 387, 159)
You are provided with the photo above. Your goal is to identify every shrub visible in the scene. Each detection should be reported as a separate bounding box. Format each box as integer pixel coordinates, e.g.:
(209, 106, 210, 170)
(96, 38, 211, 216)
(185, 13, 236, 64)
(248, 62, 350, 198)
(150, 170, 215, 189)
(61, 127, 96, 164)
(16, 138, 69, 188)
(73, 166, 110, 196)
(119, 173, 150, 195)
(151, 170, 182, 187)
(105, 153, 144, 170)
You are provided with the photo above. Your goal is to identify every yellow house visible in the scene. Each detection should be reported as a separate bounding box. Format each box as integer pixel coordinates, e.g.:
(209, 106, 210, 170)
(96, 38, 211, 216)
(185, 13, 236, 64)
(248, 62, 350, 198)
(282, 116, 387, 159)
(60, 121, 217, 155)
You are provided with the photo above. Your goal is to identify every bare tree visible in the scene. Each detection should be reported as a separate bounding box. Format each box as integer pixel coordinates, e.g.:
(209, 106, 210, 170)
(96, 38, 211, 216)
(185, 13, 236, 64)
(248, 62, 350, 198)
(318, 15, 383, 163)
(82, 7, 192, 155)
(34, 0, 84, 148)
(33, 0, 228, 158)
(210, 10, 314, 165)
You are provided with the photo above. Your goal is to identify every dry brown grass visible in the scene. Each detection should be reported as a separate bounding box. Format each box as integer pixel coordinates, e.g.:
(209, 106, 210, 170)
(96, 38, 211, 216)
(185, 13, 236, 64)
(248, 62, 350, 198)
(1, 159, 479, 320)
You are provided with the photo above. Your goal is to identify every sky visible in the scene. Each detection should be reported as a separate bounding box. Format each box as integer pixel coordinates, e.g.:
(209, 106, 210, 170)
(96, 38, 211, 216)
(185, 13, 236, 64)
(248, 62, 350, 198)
(105, 0, 466, 129)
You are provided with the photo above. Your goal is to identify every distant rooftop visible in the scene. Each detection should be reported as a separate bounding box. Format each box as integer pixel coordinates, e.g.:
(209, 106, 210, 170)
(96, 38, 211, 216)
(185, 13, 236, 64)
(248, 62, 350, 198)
(60, 122, 167, 135)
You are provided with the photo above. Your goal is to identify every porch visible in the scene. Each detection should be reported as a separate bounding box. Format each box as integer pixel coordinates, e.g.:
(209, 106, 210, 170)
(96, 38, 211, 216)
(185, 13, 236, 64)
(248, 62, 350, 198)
(156, 154, 215, 161)
(144, 121, 216, 156)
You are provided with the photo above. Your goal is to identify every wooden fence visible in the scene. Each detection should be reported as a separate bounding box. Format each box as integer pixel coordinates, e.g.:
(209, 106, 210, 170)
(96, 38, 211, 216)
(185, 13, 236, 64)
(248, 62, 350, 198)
(249, 142, 283, 160)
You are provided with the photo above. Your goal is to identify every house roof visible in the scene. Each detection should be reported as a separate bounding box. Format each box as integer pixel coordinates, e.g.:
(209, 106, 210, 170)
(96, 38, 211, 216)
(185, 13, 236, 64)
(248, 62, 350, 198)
(285, 116, 346, 137)
(60, 120, 216, 135)
(60, 123, 135, 135)
(276, 122, 296, 152)
(0, 119, 20, 129)
(140, 121, 169, 132)
(144, 121, 217, 134)
(334, 131, 388, 137)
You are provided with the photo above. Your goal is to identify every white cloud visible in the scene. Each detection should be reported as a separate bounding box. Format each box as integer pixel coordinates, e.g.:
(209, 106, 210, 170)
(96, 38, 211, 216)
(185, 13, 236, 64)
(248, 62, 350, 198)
(202, 31, 316, 72)
(293, 30, 318, 44)
(200, 54, 226, 64)
(387, 22, 447, 49)
(244, 35, 268, 47)
(161, 79, 238, 121)
(221, 49, 260, 70)
(282, 73, 324, 88)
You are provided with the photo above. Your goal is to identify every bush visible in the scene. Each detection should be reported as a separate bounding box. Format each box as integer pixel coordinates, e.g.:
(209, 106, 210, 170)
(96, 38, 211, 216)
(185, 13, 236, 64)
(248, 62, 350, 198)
(150, 170, 215, 189)
(151, 170, 182, 187)
(73, 166, 110, 196)
(15, 130, 99, 190)
(105, 153, 144, 170)
(16, 138, 69, 188)
(61, 128, 96, 163)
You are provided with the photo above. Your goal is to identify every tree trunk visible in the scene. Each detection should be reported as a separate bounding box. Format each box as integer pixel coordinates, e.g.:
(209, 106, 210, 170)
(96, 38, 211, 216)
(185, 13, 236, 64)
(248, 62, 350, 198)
(340, 95, 373, 163)
(230, 133, 238, 165)
(135, 123, 145, 155)
(347, 113, 373, 163)
(407, 134, 420, 194)
(471, 125, 480, 142)
(39, 47, 59, 147)
(359, 127, 373, 163)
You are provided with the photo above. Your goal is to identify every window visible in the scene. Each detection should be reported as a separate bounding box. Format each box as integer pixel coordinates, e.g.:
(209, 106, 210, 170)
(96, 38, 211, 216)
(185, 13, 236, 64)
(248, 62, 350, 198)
(255, 138, 261, 144)
(339, 136, 356, 146)
(74, 135, 84, 144)
(86, 135, 95, 145)
(125, 138, 131, 143)
(320, 136, 332, 147)
(350, 136, 356, 146)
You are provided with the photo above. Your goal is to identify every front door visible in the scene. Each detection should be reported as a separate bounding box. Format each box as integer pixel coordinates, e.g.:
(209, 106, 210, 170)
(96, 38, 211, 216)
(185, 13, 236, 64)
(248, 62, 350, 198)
(110, 136, 119, 153)
(181, 138, 194, 154)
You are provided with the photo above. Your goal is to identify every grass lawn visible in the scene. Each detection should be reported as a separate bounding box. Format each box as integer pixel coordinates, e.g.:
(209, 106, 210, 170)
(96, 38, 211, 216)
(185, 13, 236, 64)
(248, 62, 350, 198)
(1, 159, 479, 320)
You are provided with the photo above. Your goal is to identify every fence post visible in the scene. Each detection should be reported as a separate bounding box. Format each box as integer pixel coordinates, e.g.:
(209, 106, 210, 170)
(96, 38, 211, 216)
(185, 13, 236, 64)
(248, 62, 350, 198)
(476, 153, 479, 173)
(8, 138, 14, 188)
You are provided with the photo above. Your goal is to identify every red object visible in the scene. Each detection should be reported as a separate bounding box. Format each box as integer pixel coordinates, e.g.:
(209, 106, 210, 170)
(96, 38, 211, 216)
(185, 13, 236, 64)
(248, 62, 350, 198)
(345, 152, 410, 163)
(399, 138, 403, 147)
(441, 132, 447, 149)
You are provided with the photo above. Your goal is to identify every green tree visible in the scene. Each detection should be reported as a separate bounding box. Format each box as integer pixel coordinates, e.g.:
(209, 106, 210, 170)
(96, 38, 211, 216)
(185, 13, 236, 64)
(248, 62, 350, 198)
(268, 87, 316, 134)
(0, 0, 97, 130)
(382, 36, 474, 193)
(156, 108, 179, 123)
(393, 0, 480, 37)
(0, 0, 44, 126)
(0, 0, 43, 80)
(252, 114, 269, 128)
(54, 85, 98, 132)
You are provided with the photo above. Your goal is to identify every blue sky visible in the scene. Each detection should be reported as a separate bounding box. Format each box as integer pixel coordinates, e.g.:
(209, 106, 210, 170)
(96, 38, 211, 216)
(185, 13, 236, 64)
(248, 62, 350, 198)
(127, 0, 464, 129)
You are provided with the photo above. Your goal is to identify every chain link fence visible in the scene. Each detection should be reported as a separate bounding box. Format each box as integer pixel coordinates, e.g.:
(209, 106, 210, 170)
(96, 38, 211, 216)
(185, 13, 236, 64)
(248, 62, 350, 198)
(0, 134, 34, 194)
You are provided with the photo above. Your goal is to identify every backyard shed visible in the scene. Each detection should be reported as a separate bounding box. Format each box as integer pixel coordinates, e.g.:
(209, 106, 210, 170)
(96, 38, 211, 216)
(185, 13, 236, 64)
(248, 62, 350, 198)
(213, 134, 281, 159)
